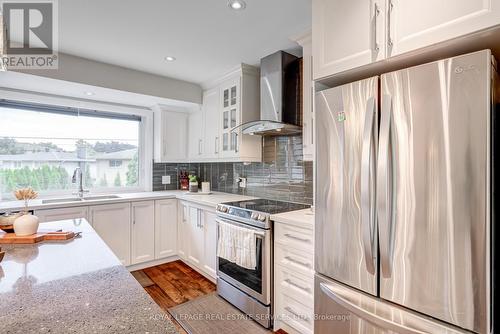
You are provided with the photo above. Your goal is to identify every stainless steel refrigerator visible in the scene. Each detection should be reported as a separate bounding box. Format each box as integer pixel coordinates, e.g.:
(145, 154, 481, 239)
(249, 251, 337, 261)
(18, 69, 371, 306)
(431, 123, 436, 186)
(314, 49, 499, 334)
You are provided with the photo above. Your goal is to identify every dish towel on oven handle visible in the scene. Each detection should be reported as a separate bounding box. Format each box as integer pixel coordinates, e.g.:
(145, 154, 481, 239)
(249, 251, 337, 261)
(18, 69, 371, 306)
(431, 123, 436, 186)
(217, 221, 257, 270)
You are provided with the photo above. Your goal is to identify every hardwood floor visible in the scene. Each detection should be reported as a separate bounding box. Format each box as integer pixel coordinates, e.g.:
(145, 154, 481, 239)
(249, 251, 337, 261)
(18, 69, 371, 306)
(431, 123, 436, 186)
(140, 260, 216, 307)
(132, 260, 286, 334)
(132, 260, 216, 334)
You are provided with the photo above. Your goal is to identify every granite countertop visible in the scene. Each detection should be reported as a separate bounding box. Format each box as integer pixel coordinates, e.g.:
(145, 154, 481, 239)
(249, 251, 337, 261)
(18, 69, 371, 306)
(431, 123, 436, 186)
(0, 220, 178, 334)
(270, 208, 315, 228)
(0, 190, 257, 213)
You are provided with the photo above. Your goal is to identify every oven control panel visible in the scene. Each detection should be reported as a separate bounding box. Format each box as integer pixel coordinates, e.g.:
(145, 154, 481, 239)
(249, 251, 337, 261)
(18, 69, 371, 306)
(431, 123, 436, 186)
(216, 204, 269, 224)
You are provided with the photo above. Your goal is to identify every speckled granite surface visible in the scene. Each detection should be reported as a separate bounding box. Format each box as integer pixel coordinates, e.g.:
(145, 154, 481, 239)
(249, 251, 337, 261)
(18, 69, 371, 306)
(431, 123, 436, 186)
(0, 220, 178, 334)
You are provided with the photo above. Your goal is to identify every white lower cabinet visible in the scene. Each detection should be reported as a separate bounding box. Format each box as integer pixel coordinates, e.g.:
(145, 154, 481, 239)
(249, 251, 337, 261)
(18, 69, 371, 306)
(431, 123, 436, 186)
(155, 199, 177, 259)
(203, 210, 217, 278)
(90, 203, 131, 266)
(35, 206, 89, 224)
(177, 201, 189, 260)
(131, 201, 155, 265)
(188, 206, 204, 266)
(35, 197, 217, 275)
(274, 221, 315, 334)
(177, 200, 217, 280)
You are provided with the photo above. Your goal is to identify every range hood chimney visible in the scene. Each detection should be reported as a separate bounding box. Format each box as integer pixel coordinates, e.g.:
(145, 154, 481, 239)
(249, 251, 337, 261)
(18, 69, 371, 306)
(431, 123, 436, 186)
(240, 51, 302, 136)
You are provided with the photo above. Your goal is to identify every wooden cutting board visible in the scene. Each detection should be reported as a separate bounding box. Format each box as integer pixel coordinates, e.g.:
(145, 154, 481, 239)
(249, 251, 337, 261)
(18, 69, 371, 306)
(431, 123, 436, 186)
(0, 231, 75, 244)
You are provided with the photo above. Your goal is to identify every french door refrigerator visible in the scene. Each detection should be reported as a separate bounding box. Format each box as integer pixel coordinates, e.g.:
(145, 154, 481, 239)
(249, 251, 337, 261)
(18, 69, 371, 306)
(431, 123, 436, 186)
(314, 49, 498, 334)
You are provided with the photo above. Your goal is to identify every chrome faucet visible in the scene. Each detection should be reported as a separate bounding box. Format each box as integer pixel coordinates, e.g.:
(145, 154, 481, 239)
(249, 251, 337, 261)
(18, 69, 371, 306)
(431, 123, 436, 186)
(72, 167, 89, 198)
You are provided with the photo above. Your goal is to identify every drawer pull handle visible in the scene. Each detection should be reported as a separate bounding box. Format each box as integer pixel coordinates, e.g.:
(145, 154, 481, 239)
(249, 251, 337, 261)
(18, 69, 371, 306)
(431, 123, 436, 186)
(285, 278, 311, 293)
(284, 256, 311, 268)
(284, 233, 311, 243)
(284, 306, 310, 322)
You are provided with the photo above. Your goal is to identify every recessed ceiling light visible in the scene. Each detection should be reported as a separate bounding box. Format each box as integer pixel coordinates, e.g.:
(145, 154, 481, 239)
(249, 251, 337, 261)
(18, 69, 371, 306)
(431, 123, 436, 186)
(228, 0, 246, 10)
(84, 91, 95, 96)
(164, 56, 176, 62)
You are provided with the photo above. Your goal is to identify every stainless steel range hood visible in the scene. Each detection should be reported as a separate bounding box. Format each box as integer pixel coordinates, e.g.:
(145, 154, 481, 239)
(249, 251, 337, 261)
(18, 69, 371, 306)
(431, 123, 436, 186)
(239, 51, 302, 136)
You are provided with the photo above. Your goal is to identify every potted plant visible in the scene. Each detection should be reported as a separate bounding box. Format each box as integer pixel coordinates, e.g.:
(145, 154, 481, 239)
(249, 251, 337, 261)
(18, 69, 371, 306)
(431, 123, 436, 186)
(188, 175, 199, 192)
(13, 188, 40, 236)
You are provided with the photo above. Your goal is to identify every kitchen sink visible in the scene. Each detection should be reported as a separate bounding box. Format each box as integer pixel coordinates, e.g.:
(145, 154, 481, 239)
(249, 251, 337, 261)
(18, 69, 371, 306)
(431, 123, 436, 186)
(41, 195, 120, 204)
(82, 195, 120, 201)
(42, 198, 83, 204)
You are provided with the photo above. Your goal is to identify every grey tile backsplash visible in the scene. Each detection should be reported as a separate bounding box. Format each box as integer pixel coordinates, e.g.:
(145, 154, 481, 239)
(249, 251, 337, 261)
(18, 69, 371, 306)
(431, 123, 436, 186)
(153, 135, 313, 205)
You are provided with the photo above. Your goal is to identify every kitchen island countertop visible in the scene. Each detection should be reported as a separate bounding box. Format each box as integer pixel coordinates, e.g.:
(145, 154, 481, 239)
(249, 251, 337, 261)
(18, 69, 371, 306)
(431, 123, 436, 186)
(0, 219, 178, 334)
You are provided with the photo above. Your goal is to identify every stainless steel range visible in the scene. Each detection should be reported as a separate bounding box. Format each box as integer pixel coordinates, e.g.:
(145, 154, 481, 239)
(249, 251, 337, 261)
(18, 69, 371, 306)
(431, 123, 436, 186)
(215, 199, 310, 328)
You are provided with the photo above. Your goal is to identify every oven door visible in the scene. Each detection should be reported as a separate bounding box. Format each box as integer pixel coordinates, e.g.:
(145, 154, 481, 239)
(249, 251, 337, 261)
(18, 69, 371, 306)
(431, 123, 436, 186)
(216, 216, 272, 305)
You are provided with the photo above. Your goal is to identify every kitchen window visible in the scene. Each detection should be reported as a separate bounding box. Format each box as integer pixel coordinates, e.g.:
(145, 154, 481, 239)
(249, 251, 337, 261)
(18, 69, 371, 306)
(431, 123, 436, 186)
(0, 100, 146, 200)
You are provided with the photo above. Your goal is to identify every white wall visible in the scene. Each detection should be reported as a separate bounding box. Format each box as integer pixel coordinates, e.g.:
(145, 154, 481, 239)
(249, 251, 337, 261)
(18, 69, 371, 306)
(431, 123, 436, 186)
(14, 53, 203, 104)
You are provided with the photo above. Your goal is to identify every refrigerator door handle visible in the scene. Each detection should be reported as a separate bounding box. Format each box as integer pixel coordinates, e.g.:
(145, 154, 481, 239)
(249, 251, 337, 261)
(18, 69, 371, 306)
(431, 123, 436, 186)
(361, 97, 377, 275)
(377, 94, 394, 278)
(320, 282, 426, 334)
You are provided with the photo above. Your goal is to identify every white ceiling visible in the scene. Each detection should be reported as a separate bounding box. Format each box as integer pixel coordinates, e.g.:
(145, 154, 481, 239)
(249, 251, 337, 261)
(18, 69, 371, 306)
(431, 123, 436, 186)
(58, 0, 312, 85)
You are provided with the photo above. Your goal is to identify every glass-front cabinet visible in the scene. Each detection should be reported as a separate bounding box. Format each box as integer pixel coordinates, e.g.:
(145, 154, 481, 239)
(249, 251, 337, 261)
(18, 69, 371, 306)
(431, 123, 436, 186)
(187, 64, 262, 162)
(220, 78, 240, 157)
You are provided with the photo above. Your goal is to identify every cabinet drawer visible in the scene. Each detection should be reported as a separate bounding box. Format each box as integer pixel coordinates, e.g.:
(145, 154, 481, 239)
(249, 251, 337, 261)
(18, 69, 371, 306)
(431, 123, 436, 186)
(275, 244, 314, 278)
(275, 291, 314, 334)
(275, 223, 313, 252)
(275, 265, 314, 306)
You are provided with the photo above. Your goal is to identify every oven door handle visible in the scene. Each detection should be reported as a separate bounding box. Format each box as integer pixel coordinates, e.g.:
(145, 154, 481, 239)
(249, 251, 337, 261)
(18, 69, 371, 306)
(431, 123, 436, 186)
(216, 217, 266, 236)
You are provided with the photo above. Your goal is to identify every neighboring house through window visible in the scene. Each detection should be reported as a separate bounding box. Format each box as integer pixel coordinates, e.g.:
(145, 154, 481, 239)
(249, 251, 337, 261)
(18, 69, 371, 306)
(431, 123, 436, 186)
(0, 100, 145, 200)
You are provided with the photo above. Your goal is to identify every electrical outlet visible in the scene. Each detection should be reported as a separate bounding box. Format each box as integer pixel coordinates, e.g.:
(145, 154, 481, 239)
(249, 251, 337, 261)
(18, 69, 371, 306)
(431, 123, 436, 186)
(162, 175, 171, 185)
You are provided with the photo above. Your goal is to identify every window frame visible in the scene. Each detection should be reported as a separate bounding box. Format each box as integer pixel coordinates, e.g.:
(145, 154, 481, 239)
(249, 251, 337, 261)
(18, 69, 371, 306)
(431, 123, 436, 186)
(0, 89, 153, 200)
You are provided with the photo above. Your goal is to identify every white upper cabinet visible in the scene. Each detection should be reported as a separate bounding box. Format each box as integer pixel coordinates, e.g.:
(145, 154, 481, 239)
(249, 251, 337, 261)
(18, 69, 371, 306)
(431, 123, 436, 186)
(293, 31, 315, 161)
(131, 201, 155, 265)
(313, 0, 500, 79)
(220, 77, 241, 159)
(389, 0, 500, 57)
(188, 108, 204, 159)
(201, 64, 262, 162)
(153, 107, 188, 162)
(202, 88, 221, 160)
(313, 0, 385, 79)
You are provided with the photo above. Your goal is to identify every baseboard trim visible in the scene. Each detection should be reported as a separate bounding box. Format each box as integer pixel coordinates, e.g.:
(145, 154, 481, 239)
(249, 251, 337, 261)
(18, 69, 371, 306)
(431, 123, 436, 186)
(126, 255, 179, 271)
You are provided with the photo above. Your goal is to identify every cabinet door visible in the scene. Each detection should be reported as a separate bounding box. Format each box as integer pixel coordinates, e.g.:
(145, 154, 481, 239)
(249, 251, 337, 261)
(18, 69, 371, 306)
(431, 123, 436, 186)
(131, 201, 155, 265)
(35, 206, 89, 224)
(188, 206, 204, 266)
(203, 210, 217, 279)
(90, 203, 131, 266)
(188, 110, 204, 160)
(155, 199, 177, 259)
(202, 88, 221, 160)
(312, 0, 385, 79)
(389, 0, 500, 57)
(298, 36, 315, 162)
(159, 111, 188, 162)
(220, 79, 240, 158)
(177, 201, 189, 259)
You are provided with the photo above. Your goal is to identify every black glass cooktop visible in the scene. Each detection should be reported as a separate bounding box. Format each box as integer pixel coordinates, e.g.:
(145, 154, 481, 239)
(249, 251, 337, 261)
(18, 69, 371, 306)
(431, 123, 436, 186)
(222, 199, 310, 214)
